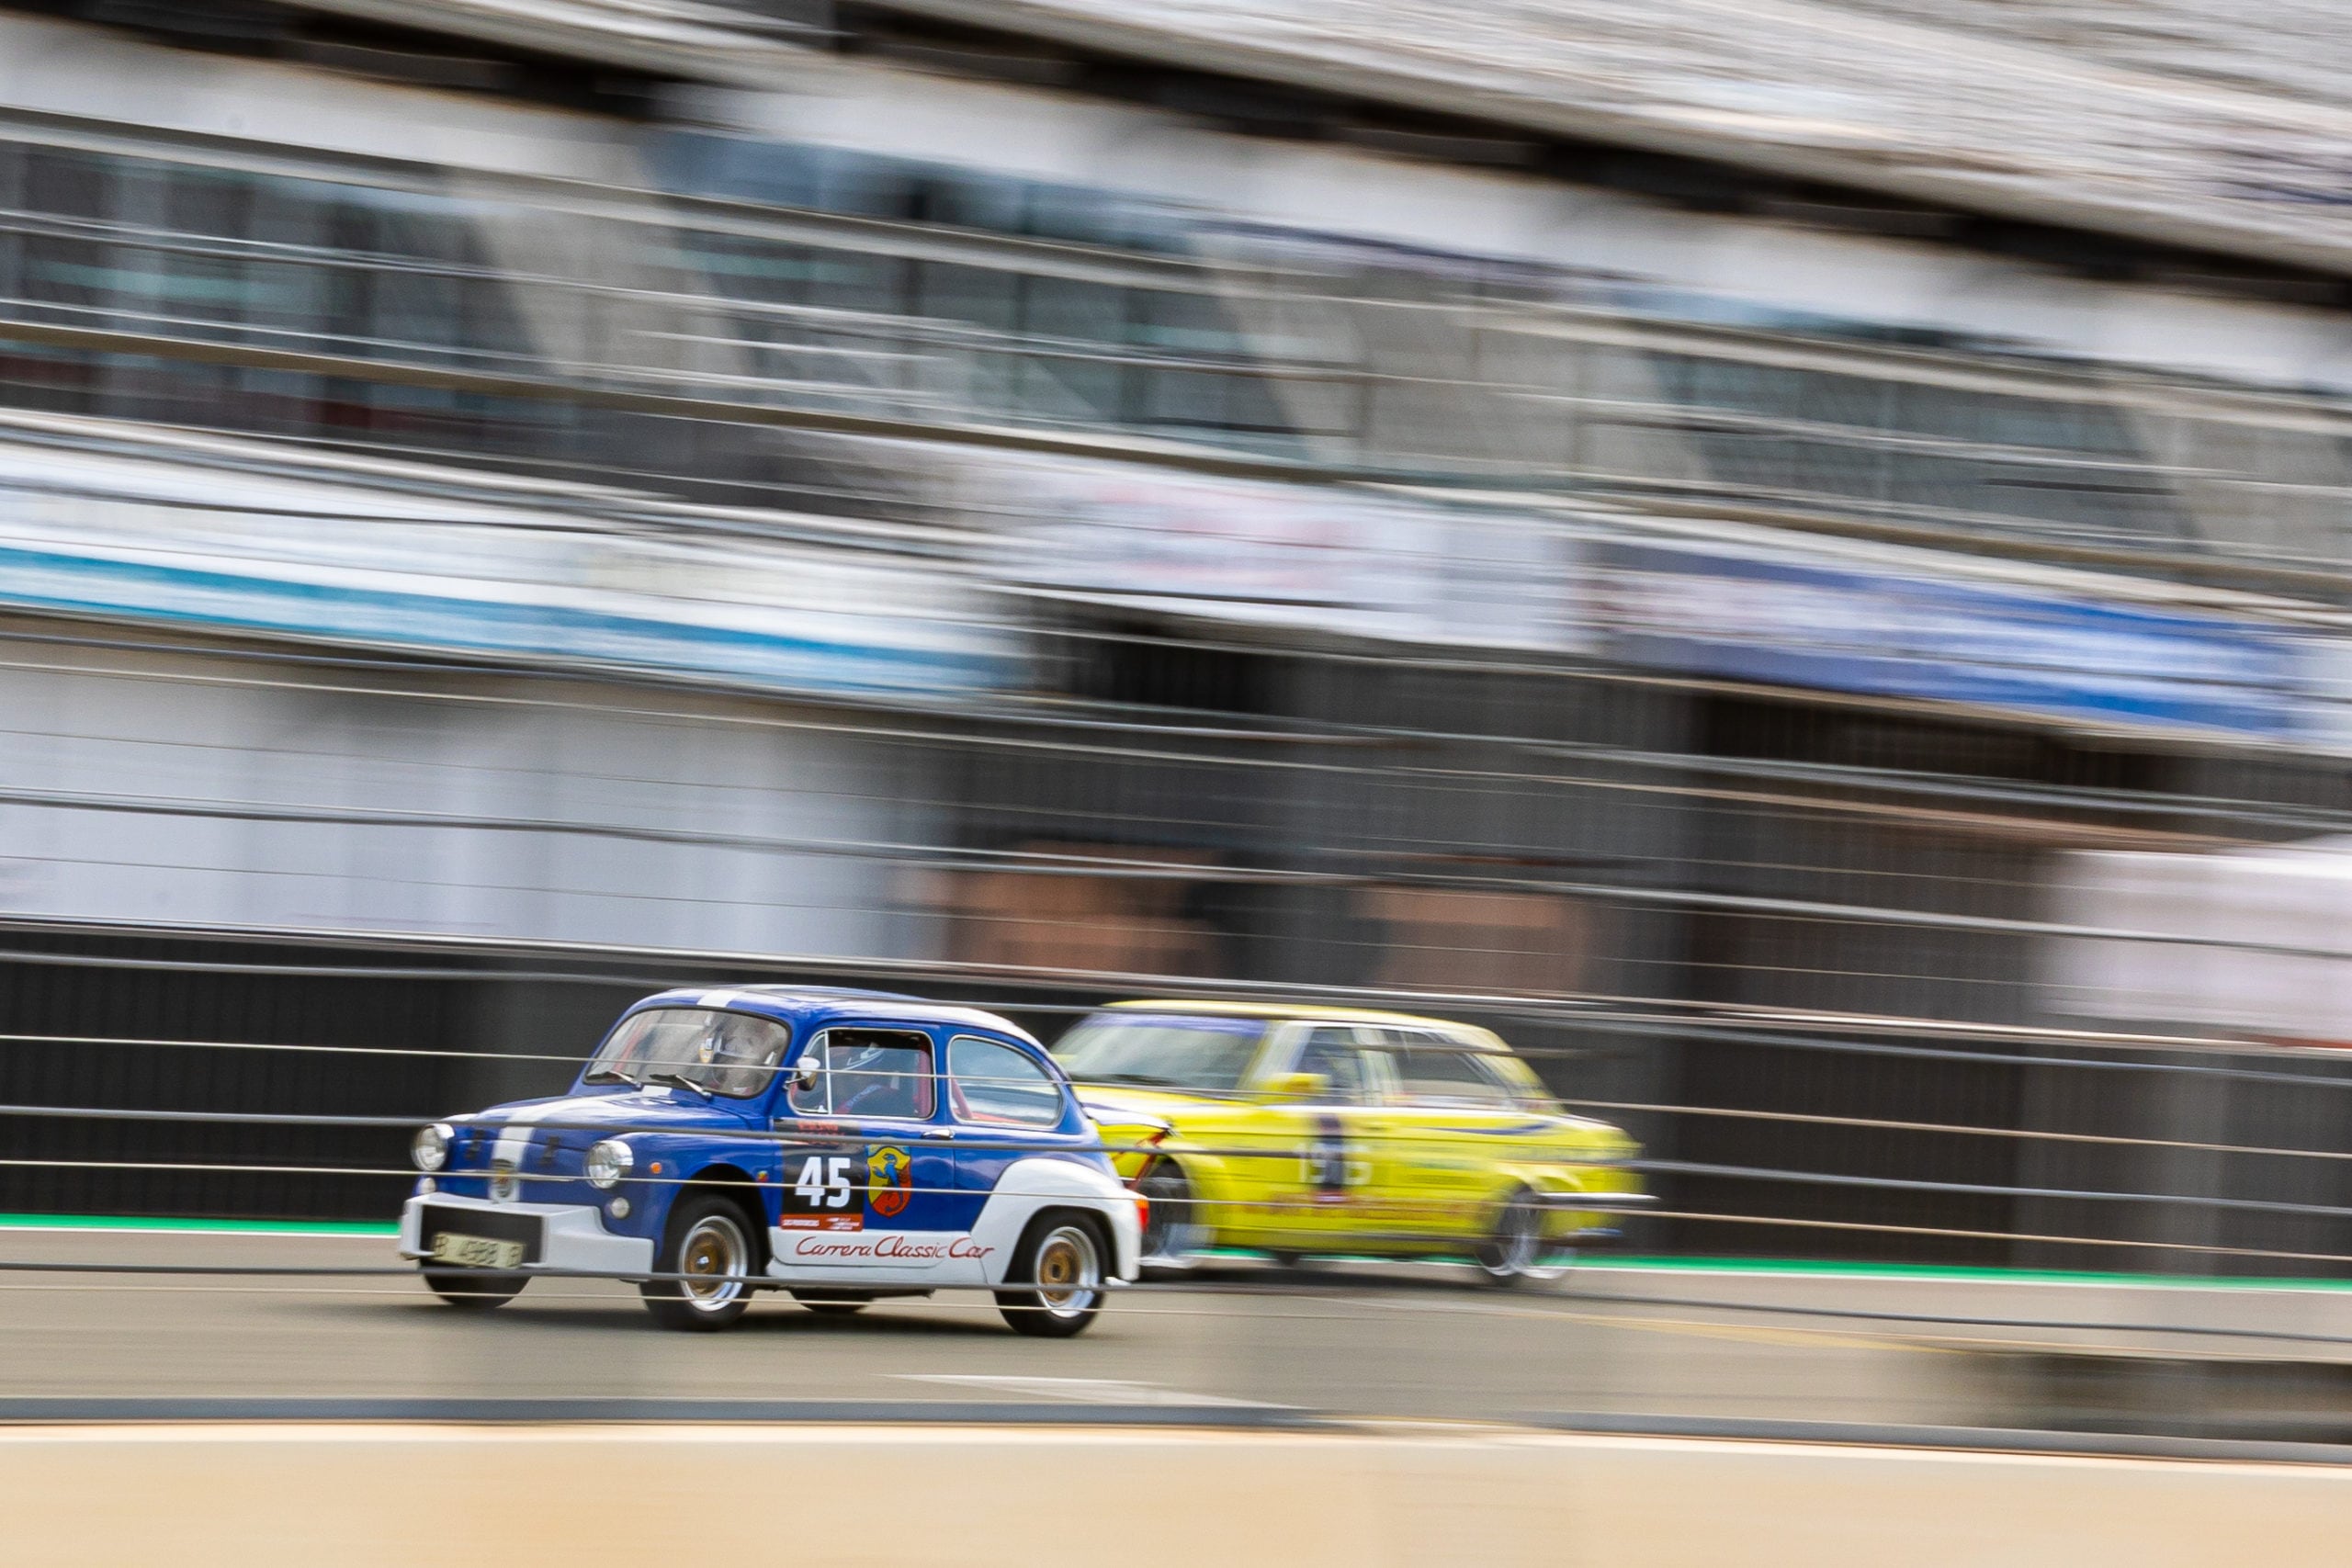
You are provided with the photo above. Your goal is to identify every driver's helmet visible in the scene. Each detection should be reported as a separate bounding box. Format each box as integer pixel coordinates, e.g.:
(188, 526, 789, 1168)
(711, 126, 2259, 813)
(711, 1013, 768, 1064)
(836, 1042, 916, 1114)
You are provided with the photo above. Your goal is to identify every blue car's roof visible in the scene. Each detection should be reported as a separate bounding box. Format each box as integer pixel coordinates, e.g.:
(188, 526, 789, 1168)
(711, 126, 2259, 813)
(625, 985, 1040, 1046)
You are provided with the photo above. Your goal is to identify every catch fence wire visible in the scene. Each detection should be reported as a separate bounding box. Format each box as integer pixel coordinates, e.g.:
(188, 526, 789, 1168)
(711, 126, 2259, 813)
(0, 602, 2348, 1272)
(0, 620, 2328, 928)
(6, 1017, 2352, 1247)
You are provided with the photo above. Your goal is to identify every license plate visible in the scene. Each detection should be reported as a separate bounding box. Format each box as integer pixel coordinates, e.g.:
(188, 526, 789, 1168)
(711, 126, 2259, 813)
(429, 1232, 525, 1269)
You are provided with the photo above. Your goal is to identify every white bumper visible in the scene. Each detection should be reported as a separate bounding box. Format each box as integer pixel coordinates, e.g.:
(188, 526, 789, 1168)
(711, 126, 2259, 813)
(400, 1193, 657, 1279)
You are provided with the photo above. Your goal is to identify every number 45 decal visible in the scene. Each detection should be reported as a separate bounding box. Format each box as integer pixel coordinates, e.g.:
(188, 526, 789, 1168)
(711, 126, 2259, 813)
(792, 1154, 854, 1210)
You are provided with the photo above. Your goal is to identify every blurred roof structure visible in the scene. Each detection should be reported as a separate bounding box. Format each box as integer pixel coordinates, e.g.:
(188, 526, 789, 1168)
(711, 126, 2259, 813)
(852, 0, 2352, 277)
(282, 0, 823, 83)
(1815, 0, 2352, 111)
(282, 0, 2352, 276)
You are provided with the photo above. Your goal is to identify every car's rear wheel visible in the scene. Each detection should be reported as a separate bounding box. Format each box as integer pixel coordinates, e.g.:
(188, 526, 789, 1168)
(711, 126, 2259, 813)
(1137, 1162, 1208, 1271)
(641, 1193, 759, 1331)
(791, 1290, 872, 1317)
(1473, 1187, 1547, 1289)
(996, 1213, 1107, 1337)
(421, 1266, 526, 1309)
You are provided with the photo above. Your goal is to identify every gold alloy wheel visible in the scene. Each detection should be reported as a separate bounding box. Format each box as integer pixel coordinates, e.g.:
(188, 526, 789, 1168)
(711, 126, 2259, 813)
(680, 1213, 748, 1310)
(1034, 1224, 1102, 1317)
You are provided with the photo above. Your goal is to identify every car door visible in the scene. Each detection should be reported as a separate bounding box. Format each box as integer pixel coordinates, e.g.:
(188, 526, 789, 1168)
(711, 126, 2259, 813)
(768, 1024, 960, 1280)
(948, 1032, 1092, 1277)
(1363, 1031, 1531, 1241)
(1249, 1024, 1386, 1250)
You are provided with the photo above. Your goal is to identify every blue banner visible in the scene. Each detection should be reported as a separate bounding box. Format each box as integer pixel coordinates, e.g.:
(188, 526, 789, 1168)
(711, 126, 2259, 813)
(1600, 542, 2305, 740)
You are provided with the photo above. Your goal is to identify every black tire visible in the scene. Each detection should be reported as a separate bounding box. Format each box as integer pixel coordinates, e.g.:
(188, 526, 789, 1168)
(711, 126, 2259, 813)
(995, 1212, 1109, 1338)
(791, 1290, 872, 1317)
(1472, 1186, 1545, 1289)
(422, 1265, 526, 1309)
(1136, 1162, 1206, 1272)
(641, 1191, 761, 1331)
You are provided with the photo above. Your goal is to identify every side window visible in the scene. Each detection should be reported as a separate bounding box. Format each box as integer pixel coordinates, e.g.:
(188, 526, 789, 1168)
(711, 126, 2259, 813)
(1387, 1043, 1518, 1108)
(1293, 1027, 1371, 1105)
(949, 1035, 1067, 1128)
(790, 1029, 935, 1120)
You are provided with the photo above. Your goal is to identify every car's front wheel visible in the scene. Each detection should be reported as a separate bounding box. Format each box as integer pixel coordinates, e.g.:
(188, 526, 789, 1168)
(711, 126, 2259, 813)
(996, 1213, 1108, 1337)
(422, 1266, 526, 1309)
(1473, 1186, 1552, 1289)
(641, 1193, 760, 1331)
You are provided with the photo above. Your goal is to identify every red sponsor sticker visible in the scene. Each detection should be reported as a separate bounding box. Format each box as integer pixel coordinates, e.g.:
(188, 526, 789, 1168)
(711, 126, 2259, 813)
(778, 1213, 864, 1232)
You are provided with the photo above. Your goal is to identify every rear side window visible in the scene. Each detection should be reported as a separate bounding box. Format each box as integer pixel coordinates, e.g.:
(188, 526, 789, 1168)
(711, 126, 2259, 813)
(1385, 1046, 1518, 1108)
(949, 1035, 1067, 1128)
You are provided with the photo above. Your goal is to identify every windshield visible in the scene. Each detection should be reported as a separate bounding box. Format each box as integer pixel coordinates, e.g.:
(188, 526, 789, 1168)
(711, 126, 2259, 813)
(1051, 1012, 1266, 1093)
(585, 1008, 791, 1100)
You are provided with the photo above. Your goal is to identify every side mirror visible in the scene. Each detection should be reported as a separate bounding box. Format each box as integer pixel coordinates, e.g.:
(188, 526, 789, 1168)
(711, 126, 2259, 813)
(788, 1059, 821, 1093)
(1263, 1071, 1329, 1101)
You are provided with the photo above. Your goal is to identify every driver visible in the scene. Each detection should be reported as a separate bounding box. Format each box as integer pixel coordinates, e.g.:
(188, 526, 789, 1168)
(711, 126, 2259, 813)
(832, 1040, 922, 1119)
(707, 1012, 779, 1094)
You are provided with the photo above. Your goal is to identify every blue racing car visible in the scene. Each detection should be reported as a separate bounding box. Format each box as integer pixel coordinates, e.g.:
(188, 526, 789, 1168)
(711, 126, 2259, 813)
(401, 987, 1143, 1336)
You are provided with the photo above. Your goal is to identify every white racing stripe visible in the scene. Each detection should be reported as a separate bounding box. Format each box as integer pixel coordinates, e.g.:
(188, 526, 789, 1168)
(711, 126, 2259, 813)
(488, 1097, 616, 1170)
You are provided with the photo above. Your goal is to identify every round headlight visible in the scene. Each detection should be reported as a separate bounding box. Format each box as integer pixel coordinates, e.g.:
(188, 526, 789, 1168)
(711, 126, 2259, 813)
(586, 1138, 634, 1190)
(411, 1122, 452, 1173)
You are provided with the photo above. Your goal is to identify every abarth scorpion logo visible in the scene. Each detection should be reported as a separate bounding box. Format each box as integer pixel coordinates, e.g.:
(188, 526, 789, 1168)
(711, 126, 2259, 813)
(866, 1144, 912, 1218)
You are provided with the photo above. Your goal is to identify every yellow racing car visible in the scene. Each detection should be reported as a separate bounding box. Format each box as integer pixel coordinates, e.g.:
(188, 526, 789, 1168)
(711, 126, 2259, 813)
(1050, 1000, 1647, 1284)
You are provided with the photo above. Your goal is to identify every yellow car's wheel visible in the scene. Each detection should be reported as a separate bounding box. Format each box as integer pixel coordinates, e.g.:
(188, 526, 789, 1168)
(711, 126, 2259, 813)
(1473, 1188, 1547, 1289)
(1136, 1163, 1209, 1270)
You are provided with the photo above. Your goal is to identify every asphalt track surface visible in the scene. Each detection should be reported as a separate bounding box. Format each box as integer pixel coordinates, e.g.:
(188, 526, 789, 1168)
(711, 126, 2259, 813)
(13, 1229, 2352, 1427)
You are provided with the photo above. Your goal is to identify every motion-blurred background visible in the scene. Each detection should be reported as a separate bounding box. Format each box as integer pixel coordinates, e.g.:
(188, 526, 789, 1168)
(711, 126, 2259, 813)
(11, 0, 2352, 1438)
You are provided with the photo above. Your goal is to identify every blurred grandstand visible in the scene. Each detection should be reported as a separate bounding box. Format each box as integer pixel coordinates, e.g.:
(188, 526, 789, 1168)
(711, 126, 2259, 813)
(3, 0, 2352, 1281)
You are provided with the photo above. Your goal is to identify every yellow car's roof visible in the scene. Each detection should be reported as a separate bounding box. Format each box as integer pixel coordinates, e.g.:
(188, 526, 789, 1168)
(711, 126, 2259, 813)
(1102, 998, 1479, 1032)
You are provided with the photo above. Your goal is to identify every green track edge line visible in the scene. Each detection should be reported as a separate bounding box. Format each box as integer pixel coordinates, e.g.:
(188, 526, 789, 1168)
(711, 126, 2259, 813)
(1202, 1244, 2352, 1292)
(0, 1213, 399, 1236)
(1581, 1255, 2352, 1291)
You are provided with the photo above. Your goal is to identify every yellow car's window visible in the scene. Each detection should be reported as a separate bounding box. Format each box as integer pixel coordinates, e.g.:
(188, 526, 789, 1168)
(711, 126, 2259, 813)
(1295, 1029, 1374, 1103)
(1052, 1012, 1266, 1093)
(1385, 1046, 1519, 1108)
